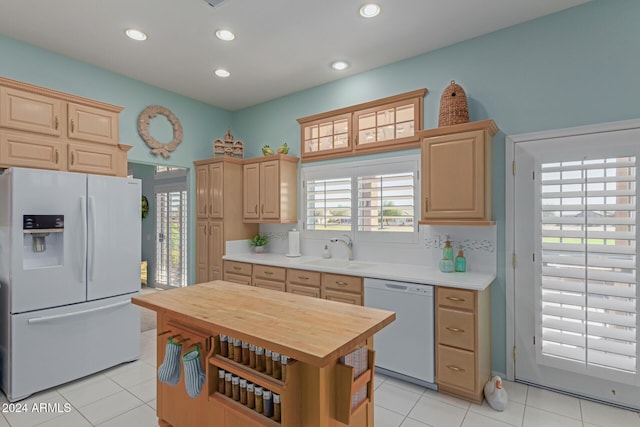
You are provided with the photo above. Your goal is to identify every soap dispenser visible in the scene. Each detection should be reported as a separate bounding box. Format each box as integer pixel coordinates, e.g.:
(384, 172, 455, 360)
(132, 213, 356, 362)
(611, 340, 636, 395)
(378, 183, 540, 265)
(455, 245, 466, 272)
(322, 245, 332, 259)
(439, 235, 455, 273)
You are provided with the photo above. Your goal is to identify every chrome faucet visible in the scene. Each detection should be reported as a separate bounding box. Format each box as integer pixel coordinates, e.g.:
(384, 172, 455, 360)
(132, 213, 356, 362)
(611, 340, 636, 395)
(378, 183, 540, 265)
(330, 234, 353, 260)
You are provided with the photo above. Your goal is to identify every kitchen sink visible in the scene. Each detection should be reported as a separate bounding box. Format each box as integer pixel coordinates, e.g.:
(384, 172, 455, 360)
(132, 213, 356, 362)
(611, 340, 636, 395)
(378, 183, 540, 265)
(300, 258, 374, 270)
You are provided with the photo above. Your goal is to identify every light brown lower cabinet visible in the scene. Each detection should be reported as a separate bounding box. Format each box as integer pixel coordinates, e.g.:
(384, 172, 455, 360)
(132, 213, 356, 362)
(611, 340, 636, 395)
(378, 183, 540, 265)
(435, 286, 491, 403)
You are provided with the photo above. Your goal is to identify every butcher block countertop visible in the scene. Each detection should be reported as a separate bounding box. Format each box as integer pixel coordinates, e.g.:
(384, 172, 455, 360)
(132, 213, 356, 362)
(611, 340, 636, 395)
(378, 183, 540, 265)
(132, 280, 395, 368)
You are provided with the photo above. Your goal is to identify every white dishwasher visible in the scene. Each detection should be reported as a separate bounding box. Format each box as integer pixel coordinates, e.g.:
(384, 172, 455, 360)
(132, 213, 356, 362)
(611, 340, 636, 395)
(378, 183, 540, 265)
(364, 278, 435, 388)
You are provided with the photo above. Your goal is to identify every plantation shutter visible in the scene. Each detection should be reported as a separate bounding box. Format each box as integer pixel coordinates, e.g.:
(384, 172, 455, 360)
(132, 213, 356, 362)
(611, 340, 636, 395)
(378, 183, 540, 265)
(539, 156, 637, 379)
(305, 177, 352, 231)
(357, 171, 415, 232)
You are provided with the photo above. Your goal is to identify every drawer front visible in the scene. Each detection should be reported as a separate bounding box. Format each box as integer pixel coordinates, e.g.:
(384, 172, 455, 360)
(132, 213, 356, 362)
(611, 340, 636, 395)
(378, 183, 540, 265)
(323, 289, 363, 306)
(322, 273, 362, 294)
(437, 307, 475, 351)
(437, 287, 475, 311)
(286, 283, 321, 298)
(287, 268, 321, 287)
(437, 345, 475, 392)
(254, 279, 286, 292)
(224, 260, 252, 276)
(223, 273, 252, 286)
(253, 264, 286, 282)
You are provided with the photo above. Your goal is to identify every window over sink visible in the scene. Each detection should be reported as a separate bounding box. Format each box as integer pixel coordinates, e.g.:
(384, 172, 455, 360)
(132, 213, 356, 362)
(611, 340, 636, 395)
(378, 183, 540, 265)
(302, 155, 419, 244)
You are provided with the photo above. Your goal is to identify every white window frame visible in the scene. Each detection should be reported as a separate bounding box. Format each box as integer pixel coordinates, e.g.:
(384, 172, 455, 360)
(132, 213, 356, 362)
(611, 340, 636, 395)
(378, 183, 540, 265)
(301, 154, 420, 245)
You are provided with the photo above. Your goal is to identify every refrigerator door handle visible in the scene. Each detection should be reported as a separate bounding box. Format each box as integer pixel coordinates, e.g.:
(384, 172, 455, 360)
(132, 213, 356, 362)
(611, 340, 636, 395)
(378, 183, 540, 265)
(80, 196, 87, 283)
(88, 196, 96, 282)
(27, 301, 131, 325)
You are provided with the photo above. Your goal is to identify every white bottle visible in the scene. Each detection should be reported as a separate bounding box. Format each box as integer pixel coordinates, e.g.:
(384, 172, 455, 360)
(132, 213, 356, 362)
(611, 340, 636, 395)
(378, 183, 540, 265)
(322, 245, 331, 259)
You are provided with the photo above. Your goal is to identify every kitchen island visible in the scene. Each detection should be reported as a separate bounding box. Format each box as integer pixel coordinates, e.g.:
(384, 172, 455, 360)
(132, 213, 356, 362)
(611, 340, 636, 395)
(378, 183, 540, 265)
(132, 280, 395, 427)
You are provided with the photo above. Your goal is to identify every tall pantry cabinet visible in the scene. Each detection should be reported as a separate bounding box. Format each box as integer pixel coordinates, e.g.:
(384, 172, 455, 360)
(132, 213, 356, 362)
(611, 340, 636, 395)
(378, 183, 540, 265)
(194, 158, 257, 284)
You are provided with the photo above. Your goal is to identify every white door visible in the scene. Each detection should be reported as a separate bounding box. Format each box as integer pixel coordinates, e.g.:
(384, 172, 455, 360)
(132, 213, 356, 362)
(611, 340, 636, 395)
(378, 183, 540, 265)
(8, 168, 86, 313)
(155, 186, 187, 288)
(513, 127, 640, 409)
(87, 174, 141, 300)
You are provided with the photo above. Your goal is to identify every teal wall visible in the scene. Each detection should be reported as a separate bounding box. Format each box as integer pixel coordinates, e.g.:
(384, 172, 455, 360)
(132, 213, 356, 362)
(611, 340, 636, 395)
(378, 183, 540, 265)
(2, 0, 639, 374)
(0, 35, 233, 284)
(231, 0, 640, 374)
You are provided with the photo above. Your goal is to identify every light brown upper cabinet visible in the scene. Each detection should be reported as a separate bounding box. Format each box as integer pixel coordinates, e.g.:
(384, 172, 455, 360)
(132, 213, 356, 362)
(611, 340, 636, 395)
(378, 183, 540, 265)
(297, 89, 426, 162)
(419, 120, 498, 225)
(0, 77, 129, 177)
(67, 102, 118, 145)
(243, 154, 298, 223)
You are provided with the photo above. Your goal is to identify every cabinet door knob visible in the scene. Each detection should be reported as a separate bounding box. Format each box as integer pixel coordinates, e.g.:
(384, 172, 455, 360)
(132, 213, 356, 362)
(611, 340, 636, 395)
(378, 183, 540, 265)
(446, 365, 465, 372)
(446, 296, 465, 302)
(70, 119, 75, 133)
(446, 327, 465, 333)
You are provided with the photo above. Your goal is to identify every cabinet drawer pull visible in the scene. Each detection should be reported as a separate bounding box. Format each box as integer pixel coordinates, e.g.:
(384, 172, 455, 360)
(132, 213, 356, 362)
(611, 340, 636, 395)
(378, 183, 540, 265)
(264, 271, 274, 276)
(55, 149, 59, 164)
(71, 152, 75, 165)
(425, 197, 429, 212)
(446, 327, 465, 333)
(54, 116, 59, 130)
(209, 205, 212, 215)
(233, 266, 241, 271)
(70, 119, 75, 133)
(336, 281, 348, 286)
(446, 296, 465, 302)
(254, 204, 258, 214)
(261, 204, 264, 214)
(298, 276, 309, 280)
(446, 365, 465, 373)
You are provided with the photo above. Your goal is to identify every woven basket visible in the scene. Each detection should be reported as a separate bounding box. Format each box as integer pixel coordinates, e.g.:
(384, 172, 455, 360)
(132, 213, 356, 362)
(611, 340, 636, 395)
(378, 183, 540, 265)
(438, 80, 469, 127)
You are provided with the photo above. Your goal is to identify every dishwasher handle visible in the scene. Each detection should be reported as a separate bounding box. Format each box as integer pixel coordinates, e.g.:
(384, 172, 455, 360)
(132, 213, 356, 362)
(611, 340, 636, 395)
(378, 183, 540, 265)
(385, 283, 408, 291)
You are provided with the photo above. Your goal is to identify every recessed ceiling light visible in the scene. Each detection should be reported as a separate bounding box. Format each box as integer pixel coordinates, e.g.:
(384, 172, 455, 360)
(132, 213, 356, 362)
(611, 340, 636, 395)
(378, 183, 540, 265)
(331, 61, 350, 71)
(125, 28, 147, 41)
(214, 69, 230, 78)
(215, 29, 235, 41)
(359, 3, 381, 18)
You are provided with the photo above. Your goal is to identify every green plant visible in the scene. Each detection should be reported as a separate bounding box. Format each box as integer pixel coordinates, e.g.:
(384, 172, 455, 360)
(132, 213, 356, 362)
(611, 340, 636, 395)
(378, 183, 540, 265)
(249, 233, 269, 247)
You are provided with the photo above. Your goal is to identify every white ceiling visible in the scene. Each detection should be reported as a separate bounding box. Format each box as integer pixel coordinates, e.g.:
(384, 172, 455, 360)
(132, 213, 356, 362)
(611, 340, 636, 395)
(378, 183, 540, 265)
(0, 0, 589, 111)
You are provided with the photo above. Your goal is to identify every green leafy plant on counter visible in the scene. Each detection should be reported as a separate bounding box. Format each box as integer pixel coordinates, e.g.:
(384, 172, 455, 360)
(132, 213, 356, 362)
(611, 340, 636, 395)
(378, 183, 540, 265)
(249, 233, 269, 247)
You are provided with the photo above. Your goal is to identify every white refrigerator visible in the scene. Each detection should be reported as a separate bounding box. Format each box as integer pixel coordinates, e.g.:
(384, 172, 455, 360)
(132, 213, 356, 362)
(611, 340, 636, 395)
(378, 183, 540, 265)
(0, 167, 141, 402)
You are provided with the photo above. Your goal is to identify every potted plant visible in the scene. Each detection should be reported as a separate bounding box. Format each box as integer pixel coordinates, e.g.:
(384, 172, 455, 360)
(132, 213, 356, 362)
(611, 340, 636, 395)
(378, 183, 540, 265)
(249, 233, 269, 253)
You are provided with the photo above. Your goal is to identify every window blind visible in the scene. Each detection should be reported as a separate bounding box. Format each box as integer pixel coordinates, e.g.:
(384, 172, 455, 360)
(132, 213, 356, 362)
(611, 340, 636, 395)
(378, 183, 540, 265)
(540, 157, 637, 374)
(156, 190, 188, 287)
(305, 177, 352, 231)
(357, 172, 415, 232)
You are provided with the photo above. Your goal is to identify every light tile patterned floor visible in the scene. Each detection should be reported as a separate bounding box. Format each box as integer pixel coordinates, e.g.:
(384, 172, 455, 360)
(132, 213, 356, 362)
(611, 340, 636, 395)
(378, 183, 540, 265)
(1, 328, 639, 426)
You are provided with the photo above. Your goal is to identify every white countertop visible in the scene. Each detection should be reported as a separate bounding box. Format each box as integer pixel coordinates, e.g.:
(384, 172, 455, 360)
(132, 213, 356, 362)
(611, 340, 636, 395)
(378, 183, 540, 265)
(223, 253, 495, 291)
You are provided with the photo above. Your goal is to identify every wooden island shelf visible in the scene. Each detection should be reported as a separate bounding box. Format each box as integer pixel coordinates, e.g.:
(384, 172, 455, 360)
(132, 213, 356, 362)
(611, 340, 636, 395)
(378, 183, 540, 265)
(132, 280, 395, 427)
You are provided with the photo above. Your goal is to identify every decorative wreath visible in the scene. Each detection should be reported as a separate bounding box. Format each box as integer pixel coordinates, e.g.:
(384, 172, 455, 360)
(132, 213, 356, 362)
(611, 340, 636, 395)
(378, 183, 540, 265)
(137, 105, 183, 158)
(141, 195, 149, 219)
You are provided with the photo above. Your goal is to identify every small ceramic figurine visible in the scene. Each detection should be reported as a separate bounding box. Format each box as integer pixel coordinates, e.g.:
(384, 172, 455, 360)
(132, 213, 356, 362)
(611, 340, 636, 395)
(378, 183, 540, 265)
(277, 142, 289, 154)
(484, 376, 508, 411)
(262, 145, 274, 156)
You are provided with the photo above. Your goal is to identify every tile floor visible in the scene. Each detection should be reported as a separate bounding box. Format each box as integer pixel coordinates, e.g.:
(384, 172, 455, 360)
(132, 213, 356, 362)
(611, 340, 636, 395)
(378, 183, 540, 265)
(1, 328, 639, 427)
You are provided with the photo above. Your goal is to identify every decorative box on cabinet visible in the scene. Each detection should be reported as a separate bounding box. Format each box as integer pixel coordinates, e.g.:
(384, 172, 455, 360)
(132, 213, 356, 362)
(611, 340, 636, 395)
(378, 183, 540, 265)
(243, 154, 298, 223)
(194, 158, 258, 284)
(435, 286, 491, 403)
(0, 77, 128, 177)
(419, 120, 498, 225)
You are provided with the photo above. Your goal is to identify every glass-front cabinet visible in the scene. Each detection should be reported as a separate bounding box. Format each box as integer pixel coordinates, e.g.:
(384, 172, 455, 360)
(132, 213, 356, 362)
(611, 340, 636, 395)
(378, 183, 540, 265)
(354, 97, 419, 152)
(301, 113, 351, 159)
(298, 89, 426, 162)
